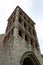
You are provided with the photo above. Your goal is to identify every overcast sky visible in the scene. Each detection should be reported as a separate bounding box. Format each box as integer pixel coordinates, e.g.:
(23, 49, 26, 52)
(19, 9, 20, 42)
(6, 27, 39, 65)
(0, 0, 43, 54)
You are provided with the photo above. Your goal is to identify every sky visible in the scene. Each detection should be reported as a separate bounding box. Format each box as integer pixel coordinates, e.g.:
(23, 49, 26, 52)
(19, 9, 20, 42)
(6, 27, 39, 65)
(0, 0, 43, 54)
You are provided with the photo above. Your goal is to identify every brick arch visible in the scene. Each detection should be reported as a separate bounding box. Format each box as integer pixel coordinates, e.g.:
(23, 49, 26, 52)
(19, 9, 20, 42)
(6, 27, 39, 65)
(20, 51, 41, 65)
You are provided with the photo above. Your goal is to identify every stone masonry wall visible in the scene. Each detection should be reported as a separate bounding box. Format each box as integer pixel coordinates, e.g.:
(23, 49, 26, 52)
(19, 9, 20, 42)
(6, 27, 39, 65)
(0, 35, 43, 65)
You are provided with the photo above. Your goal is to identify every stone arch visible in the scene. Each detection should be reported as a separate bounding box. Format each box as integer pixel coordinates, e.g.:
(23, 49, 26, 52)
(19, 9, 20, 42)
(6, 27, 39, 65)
(23, 57, 34, 65)
(20, 51, 41, 65)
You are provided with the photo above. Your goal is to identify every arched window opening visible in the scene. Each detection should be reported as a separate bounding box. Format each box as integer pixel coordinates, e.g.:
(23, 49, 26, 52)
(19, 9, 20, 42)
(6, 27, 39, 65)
(23, 57, 34, 65)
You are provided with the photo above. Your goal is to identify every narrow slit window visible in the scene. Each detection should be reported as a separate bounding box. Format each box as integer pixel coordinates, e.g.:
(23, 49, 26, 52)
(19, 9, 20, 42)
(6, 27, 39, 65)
(24, 16, 26, 20)
(31, 39, 33, 46)
(19, 18, 22, 23)
(25, 35, 28, 41)
(13, 17, 15, 23)
(28, 20, 30, 23)
(33, 31, 36, 37)
(29, 27, 30, 33)
(24, 23, 26, 28)
(19, 30, 22, 36)
(19, 12, 22, 15)
(31, 23, 34, 27)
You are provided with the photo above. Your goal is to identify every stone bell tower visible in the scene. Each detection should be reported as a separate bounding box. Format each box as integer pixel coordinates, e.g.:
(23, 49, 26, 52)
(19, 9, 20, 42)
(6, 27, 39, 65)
(1, 6, 42, 65)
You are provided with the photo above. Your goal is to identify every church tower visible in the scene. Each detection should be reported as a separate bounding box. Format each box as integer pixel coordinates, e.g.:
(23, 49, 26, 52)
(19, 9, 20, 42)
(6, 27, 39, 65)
(1, 6, 42, 65)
